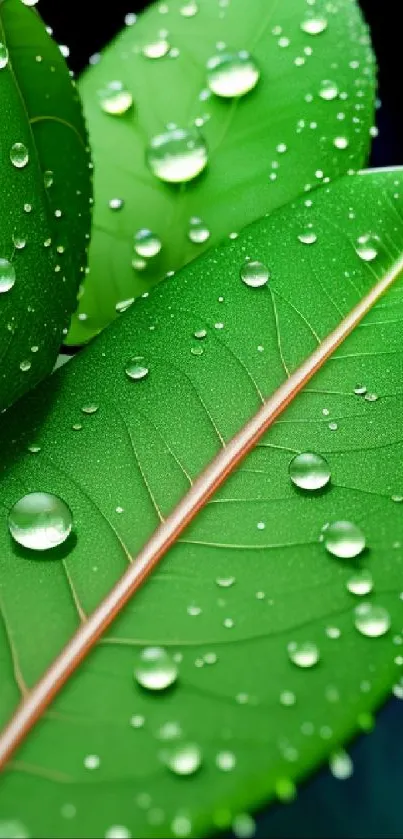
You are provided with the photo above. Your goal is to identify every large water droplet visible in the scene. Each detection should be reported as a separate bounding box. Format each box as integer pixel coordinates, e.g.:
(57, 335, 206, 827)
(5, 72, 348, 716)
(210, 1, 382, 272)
(323, 521, 366, 559)
(288, 641, 319, 668)
(0, 258, 16, 293)
(346, 569, 373, 596)
(8, 492, 73, 551)
(354, 603, 391, 637)
(125, 358, 149, 380)
(142, 39, 170, 59)
(289, 452, 330, 491)
(99, 81, 133, 115)
(134, 647, 178, 690)
(146, 127, 208, 184)
(329, 750, 353, 779)
(134, 229, 162, 258)
(319, 79, 338, 100)
(0, 43, 9, 69)
(355, 234, 379, 262)
(240, 260, 270, 288)
(163, 742, 202, 775)
(301, 16, 328, 35)
(10, 142, 29, 168)
(207, 51, 259, 98)
(188, 217, 210, 244)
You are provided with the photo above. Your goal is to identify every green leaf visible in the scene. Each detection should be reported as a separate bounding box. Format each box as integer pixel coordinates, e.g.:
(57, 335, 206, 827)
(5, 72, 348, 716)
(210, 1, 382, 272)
(68, 0, 375, 345)
(0, 0, 92, 410)
(0, 168, 402, 838)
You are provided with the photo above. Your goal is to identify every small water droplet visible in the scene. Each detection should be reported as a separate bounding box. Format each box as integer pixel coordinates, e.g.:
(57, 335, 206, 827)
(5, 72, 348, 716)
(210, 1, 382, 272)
(163, 742, 202, 775)
(130, 714, 145, 728)
(109, 197, 124, 210)
(334, 136, 349, 150)
(84, 754, 100, 770)
(172, 815, 192, 837)
(105, 827, 132, 839)
(0, 42, 9, 69)
(232, 814, 255, 839)
(194, 328, 207, 339)
(280, 690, 296, 706)
(354, 603, 390, 637)
(180, 1, 198, 16)
(0, 258, 16, 293)
(301, 16, 328, 35)
(188, 217, 210, 244)
(364, 392, 378, 403)
(275, 777, 297, 801)
(354, 384, 367, 396)
(326, 625, 341, 639)
(329, 749, 353, 779)
(147, 127, 208, 184)
(134, 647, 178, 690)
(10, 142, 29, 168)
(355, 233, 379, 262)
(240, 260, 270, 288)
(134, 229, 162, 258)
(216, 750, 236, 771)
(216, 576, 235, 588)
(288, 641, 319, 668)
(99, 81, 133, 115)
(323, 521, 366, 559)
(346, 569, 373, 596)
(298, 230, 317, 244)
(8, 492, 73, 551)
(125, 358, 149, 380)
(81, 404, 99, 415)
(12, 234, 26, 250)
(206, 51, 259, 98)
(44, 170, 54, 188)
(319, 79, 338, 100)
(142, 39, 170, 59)
(289, 452, 330, 491)
(19, 359, 32, 372)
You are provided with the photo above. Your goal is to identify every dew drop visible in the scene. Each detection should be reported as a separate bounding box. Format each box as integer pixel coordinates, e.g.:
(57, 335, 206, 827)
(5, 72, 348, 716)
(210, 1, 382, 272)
(180, 1, 198, 16)
(8, 492, 73, 551)
(354, 603, 391, 637)
(98, 81, 133, 115)
(109, 197, 124, 210)
(0, 258, 16, 293)
(301, 17, 328, 35)
(289, 452, 330, 491)
(334, 136, 349, 149)
(206, 51, 259, 98)
(216, 575, 235, 588)
(105, 827, 132, 839)
(194, 328, 207, 339)
(134, 647, 178, 690)
(84, 754, 100, 770)
(19, 359, 32, 372)
(188, 217, 210, 244)
(164, 742, 202, 775)
(319, 79, 338, 100)
(130, 714, 145, 728)
(232, 814, 256, 839)
(10, 142, 29, 169)
(147, 127, 208, 184)
(346, 569, 373, 596)
(240, 260, 270, 288)
(355, 233, 379, 262)
(81, 404, 99, 415)
(125, 358, 149, 380)
(216, 750, 236, 771)
(287, 641, 319, 668)
(280, 690, 296, 706)
(323, 521, 366, 559)
(298, 230, 317, 244)
(172, 815, 192, 837)
(0, 43, 9, 69)
(142, 39, 170, 59)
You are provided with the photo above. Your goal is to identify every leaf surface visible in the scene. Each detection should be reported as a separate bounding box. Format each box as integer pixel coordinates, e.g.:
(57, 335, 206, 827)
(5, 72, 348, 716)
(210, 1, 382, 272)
(0, 169, 403, 838)
(0, 0, 92, 409)
(68, 0, 375, 344)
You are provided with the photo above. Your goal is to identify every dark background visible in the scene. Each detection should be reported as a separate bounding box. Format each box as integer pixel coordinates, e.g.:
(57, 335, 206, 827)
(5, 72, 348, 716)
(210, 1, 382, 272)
(38, 1, 403, 836)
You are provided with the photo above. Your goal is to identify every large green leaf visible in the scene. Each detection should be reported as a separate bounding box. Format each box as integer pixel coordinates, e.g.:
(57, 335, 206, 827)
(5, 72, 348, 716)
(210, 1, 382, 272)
(0, 0, 92, 409)
(68, 0, 375, 345)
(0, 168, 402, 838)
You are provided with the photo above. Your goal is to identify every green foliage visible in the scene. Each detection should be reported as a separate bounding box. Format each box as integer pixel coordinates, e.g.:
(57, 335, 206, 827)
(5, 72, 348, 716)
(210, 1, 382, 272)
(68, 0, 375, 344)
(0, 170, 402, 838)
(0, 0, 92, 410)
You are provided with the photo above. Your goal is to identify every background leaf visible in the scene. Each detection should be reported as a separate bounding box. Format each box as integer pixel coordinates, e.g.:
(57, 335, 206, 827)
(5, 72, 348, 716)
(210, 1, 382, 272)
(68, 0, 376, 345)
(0, 168, 402, 838)
(0, 0, 92, 409)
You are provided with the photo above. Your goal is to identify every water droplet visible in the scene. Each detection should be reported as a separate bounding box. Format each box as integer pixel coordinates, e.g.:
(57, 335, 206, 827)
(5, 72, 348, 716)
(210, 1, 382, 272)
(194, 328, 207, 339)
(301, 17, 328, 35)
(172, 815, 192, 837)
(216, 750, 236, 771)
(158, 721, 182, 740)
(84, 754, 100, 770)
(206, 51, 259, 98)
(392, 681, 403, 699)
(13, 235, 26, 249)
(180, 1, 198, 16)
(188, 217, 210, 244)
(275, 777, 297, 801)
(240, 260, 270, 288)
(116, 298, 135, 314)
(334, 136, 349, 150)
(232, 814, 255, 839)
(354, 603, 390, 637)
(0, 43, 9, 69)
(134, 647, 178, 690)
(0, 821, 29, 839)
(355, 233, 379, 262)
(10, 142, 29, 168)
(147, 127, 208, 183)
(0, 258, 16, 293)
(142, 39, 170, 59)
(319, 79, 338, 100)
(125, 358, 149, 381)
(365, 392, 378, 402)
(8, 492, 73, 551)
(288, 641, 319, 668)
(105, 827, 132, 839)
(346, 569, 373, 596)
(329, 749, 353, 780)
(280, 690, 296, 706)
(298, 230, 317, 244)
(130, 714, 145, 728)
(81, 404, 99, 415)
(326, 625, 341, 639)
(216, 575, 235, 588)
(163, 742, 202, 775)
(134, 229, 162, 258)
(289, 452, 330, 491)
(323, 521, 366, 559)
(109, 197, 124, 210)
(19, 359, 32, 372)
(354, 384, 367, 396)
(44, 170, 53, 188)
(98, 81, 133, 115)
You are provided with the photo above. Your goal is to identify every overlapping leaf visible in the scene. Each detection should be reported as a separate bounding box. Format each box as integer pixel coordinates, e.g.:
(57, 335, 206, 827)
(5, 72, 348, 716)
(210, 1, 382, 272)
(0, 169, 402, 837)
(68, 0, 375, 344)
(0, 0, 92, 409)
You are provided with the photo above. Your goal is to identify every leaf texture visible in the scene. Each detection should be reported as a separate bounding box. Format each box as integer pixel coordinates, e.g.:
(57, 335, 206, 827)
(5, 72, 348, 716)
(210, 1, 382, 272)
(68, 0, 375, 344)
(0, 0, 92, 409)
(0, 169, 402, 838)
